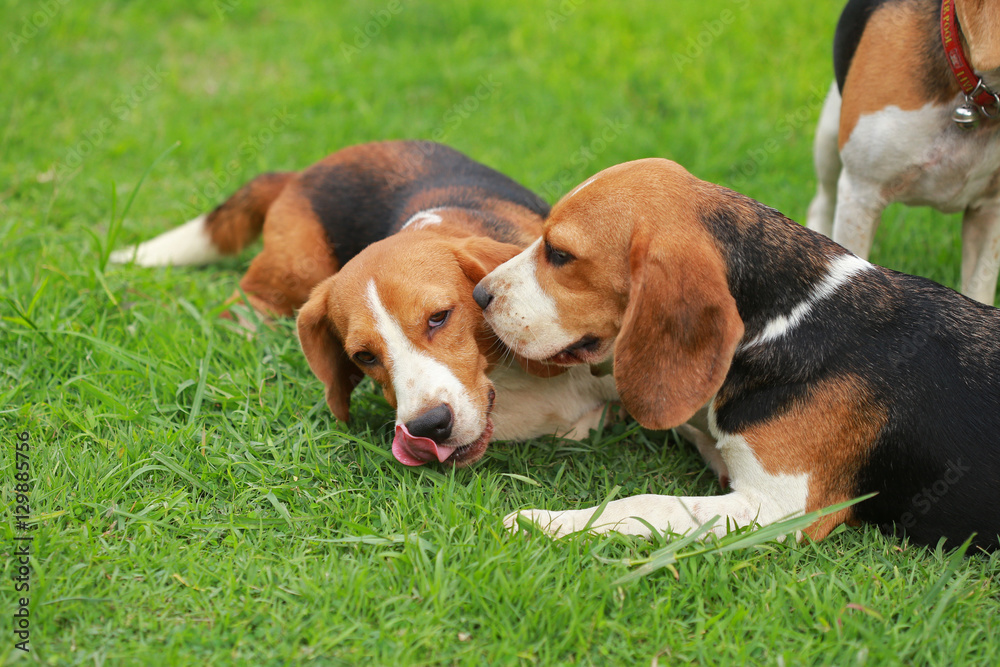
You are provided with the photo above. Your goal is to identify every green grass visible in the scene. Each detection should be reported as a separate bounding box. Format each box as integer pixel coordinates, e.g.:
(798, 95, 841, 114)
(2, 0, 999, 664)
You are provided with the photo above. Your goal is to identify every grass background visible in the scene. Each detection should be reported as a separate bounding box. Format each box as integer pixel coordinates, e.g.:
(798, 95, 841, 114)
(2, 0, 999, 664)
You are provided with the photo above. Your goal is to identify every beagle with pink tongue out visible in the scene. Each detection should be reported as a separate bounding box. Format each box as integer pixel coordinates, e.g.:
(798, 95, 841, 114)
(112, 140, 617, 468)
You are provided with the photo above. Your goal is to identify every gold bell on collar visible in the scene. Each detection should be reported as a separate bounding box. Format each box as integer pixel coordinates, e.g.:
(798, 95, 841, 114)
(952, 103, 980, 130)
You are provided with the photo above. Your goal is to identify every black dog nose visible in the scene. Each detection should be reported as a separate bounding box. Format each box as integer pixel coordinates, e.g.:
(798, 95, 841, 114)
(473, 283, 493, 310)
(405, 404, 453, 443)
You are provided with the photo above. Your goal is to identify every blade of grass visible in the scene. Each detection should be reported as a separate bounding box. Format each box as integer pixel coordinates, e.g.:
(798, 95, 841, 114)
(264, 490, 294, 527)
(100, 141, 180, 269)
(187, 339, 213, 426)
(919, 534, 973, 608)
(151, 451, 210, 494)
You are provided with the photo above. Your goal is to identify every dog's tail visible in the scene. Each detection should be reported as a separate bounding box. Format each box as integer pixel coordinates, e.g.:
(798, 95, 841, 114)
(109, 171, 295, 266)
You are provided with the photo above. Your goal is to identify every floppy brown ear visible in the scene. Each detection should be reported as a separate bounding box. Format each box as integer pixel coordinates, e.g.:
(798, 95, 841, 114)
(613, 233, 744, 430)
(956, 0, 1000, 71)
(452, 235, 524, 284)
(296, 278, 362, 422)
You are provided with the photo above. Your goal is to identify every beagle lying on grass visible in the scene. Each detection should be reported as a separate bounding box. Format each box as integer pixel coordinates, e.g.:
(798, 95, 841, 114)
(475, 158, 1000, 551)
(112, 140, 617, 467)
(807, 0, 1000, 305)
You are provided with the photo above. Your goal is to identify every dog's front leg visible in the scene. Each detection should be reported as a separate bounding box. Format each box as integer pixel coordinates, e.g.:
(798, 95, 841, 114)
(831, 171, 887, 260)
(806, 81, 843, 238)
(961, 202, 1000, 305)
(504, 491, 784, 539)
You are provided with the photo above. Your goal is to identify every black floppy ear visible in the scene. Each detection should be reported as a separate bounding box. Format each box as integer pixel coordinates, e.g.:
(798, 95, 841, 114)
(613, 234, 744, 430)
(296, 278, 362, 422)
(452, 235, 524, 284)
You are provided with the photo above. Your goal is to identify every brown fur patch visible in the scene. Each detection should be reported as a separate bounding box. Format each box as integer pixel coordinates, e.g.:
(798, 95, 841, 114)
(839, 1, 959, 150)
(742, 375, 889, 540)
(236, 184, 339, 317)
(205, 171, 294, 253)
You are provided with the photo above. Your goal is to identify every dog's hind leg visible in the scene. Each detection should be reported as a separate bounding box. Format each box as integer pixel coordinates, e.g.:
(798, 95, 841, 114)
(961, 203, 1000, 305)
(806, 81, 843, 238)
(226, 192, 338, 320)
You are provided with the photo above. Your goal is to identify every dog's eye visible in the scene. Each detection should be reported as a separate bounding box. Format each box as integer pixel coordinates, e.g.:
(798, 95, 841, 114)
(353, 351, 377, 365)
(428, 309, 451, 329)
(545, 241, 574, 267)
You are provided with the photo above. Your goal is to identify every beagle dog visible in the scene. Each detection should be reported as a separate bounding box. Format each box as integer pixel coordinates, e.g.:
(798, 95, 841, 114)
(475, 158, 1000, 551)
(112, 140, 617, 466)
(807, 0, 1000, 306)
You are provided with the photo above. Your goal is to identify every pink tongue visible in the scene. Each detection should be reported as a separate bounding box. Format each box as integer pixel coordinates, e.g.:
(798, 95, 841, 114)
(392, 424, 457, 466)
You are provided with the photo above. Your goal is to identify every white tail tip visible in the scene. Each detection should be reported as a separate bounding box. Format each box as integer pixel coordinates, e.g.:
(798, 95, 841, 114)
(109, 215, 223, 267)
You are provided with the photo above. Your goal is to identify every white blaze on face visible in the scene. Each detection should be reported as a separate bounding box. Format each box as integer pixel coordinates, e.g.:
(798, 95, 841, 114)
(365, 280, 483, 445)
(481, 238, 578, 360)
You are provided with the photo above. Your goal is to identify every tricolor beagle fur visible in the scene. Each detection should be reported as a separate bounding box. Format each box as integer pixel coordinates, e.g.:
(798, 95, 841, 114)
(112, 140, 617, 467)
(807, 0, 1000, 305)
(476, 158, 1000, 551)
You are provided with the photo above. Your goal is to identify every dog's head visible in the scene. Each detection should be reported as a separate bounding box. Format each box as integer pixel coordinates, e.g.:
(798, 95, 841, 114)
(297, 227, 525, 467)
(476, 159, 744, 430)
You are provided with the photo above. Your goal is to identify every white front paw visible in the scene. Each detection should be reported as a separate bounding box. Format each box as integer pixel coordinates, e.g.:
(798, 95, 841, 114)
(503, 508, 581, 538)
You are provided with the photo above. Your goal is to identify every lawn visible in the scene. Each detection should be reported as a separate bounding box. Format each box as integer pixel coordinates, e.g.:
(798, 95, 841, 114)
(2, 0, 998, 664)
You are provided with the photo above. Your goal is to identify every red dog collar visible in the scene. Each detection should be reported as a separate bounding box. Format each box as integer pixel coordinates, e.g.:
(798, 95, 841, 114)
(941, 0, 1000, 119)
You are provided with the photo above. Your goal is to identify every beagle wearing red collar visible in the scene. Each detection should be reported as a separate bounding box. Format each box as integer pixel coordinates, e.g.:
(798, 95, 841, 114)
(113, 140, 618, 467)
(475, 158, 1000, 551)
(807, 0, 1000, 305)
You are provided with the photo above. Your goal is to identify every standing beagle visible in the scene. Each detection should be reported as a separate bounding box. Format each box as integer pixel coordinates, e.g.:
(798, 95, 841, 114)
(113, 140, 617, 466)
(807, 0, 1000, 305)
(476, 158, 1000, 551)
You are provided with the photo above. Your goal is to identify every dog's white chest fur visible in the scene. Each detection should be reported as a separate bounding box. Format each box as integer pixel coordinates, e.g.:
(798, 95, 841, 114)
(809, 82, 1000, 305)
(841, 101, 1000, 212)
(488, 363, 619, 442)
